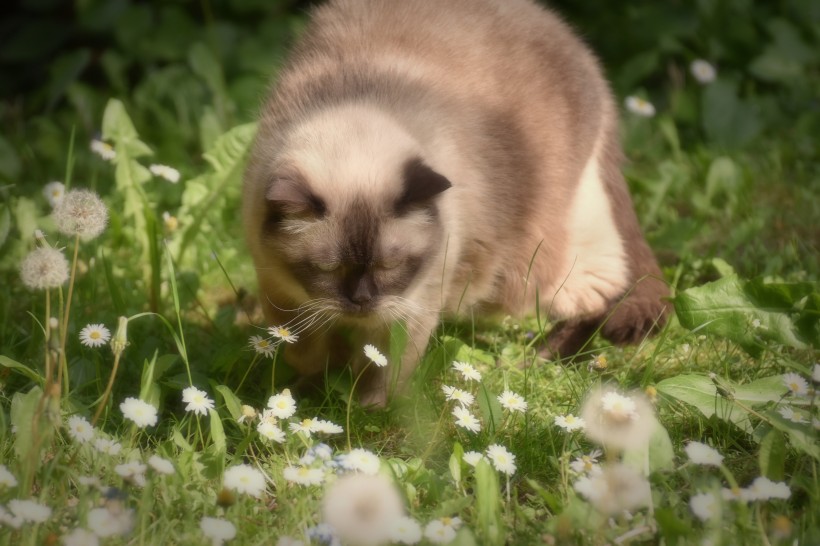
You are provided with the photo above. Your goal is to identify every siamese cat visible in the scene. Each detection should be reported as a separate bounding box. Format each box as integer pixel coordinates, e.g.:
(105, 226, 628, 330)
(243, 0, 670, 406)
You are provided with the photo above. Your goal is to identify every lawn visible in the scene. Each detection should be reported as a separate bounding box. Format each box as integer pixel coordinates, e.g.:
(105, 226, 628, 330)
(0, 1, 818, 545)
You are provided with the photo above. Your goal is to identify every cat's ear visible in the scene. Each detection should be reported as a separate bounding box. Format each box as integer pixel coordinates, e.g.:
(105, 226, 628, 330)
(266, 171, 326, 217)
(397, 158, 452, 211)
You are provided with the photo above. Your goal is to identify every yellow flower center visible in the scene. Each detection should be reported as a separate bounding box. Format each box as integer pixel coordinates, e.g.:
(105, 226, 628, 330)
(90, 331, 101, 340)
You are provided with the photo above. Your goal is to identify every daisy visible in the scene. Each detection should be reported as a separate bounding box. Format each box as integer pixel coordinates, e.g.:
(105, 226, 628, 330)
(452, 406, 481, 433)
(301, 443, 334, 466)
(782, 373, 809, 396)
(684, 441, 724, 467)
(250, 335, 276, 358)
(63, 528, 99, 546)
(581, 388, 655, 452)
(149, 164, 181, 184)
(589, 354, 608, 371)
(462, 451, 485, 467)
(237, 405, 257, 424)
(690, 492, 720, 522)
(43, 181, 65, 207)
(200, 517, 236, 546)
(66, 415, 95, 443)
(283, 466, 325, 486)
(8, 499, 51, 523)
(93, 437, 122, 456)
(87, 506, 134, 537)
(322, 474, 404, 546)
(554, 414, 585, 432)
(223, 464, 267, 498)
(162, 211, 179, 232)
(257, 421, 286, 443)
(289, 418, 320, 437)
(741, 476, 791, 501)
(148, 455, 175, 475)
(182, 386, 215, 416)
(339, 448, 381, 475)
(452, 361, 481, 382)
(364, 344, 388, 367)
(569, 450, 602, 475)
(625, 95, 656, 117)
(268, 325, 298, 343)
(497, 389, 528, 413)
(314, 419, 344, 435)
(115, 461, 147, 487)
(442, 385, 474, 407)
(486, 444, 516, 475)
(90, 139, 116, 161)
(573, 463, 650, 515)
(267, 389, 297, 419)
(690, 59, 717, 84)
(389, 516, 423, 545)
(79, 324, 111, 348)
(721, 487, 744, 501)
(119, 397, 158, 428)
(778, 406, 806, 424)
(424, 517, 462, 544)
(0, 464, 18, 488)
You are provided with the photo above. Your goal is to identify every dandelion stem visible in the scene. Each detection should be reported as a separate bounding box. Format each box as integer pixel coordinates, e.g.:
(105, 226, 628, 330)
(91, 349, 123, 426)
(235, 354, 260, 396)
(58, 233, 81, 396)
(755, 503, 773, 546)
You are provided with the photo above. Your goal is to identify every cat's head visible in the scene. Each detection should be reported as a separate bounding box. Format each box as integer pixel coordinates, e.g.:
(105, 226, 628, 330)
(251, 106, 452, 322)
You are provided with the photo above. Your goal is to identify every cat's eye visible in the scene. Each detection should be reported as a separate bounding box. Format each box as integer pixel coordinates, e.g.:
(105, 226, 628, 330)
(314, 261, 340, 272)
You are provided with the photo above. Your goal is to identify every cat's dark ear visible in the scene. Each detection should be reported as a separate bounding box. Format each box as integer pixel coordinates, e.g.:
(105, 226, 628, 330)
(266, 171, 326, 217)
(397, 158, 451, 211)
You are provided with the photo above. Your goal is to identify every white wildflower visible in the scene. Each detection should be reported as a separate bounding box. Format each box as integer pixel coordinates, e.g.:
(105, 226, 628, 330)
(690, 59, 717, 84)
(182, 386, 215, 416)
(223, 464, 267, 498)
(322, 473, 404, 546)
(119, 397, 158, 428)
(554, 414, 585, 432)
(200, 517, 236, 546)
(66, 415, 95, 443)
(452, 361, 481, 382)
(625, 96, 656, 117)
(79, 324, 111, 348)
(364, 344, 388, 367)
(452, 406, 481, 433)
(497, 389, 528, 413)
(149, 164, 181, 184)
(684, 442, 724, 467)
(267, 389, 297, 419)
(442, 385, 474, 407)
(486, 444, 516, 476)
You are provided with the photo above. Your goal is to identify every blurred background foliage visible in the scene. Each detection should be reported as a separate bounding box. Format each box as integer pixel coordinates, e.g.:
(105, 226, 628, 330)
(0, 0, 818, 286)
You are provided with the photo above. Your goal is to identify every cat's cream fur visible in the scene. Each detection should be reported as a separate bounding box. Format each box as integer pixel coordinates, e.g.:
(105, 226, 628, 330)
(244, 0, 669, 405)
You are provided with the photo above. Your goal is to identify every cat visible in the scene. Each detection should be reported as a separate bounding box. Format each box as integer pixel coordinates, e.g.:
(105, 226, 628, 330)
(243, 0, 670, 406)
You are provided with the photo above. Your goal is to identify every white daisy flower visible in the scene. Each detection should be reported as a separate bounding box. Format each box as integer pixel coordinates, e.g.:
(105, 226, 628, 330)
(149, 164, 181, 184)
(424, 517, 462, 544)
(115, 461, 147, 487)
(452, 406, 481, 433)
(782, 373, 809, 396)
(43, 181, 65, 207)
(0, 464, 18, 488)
(497, 389, 528, 413)
(148, 455, 175, 475)
(90, 139, 116, 161)
(486, 444, 516, 475)
(452, 361, 481, 382)
(66, 415, 95, 443)
(237, 405, 257, 424)
(778, 406, 806, 424)
(268, 325, 298, 343)
(690, 492, 720, 521)
(289, 418, 320, 437)
(323, 473, 404, 546)
(389, 516, 423, 545)
(8, 499, 51, 523)
(554, 414, 585, 432)
(182, 386, 215, 416)
(257, 421, 286, 443)
(93, 437, 122, 456)
(569, 450, 602, 475)
(314, 419, 344, 435)
(690, 59, 717, 84)
(363, 344, 388, 367)
(684, 441, 724, 467)
(79, 324, 111, 348)
(200, 517, 236, 546)
(267, 389, 297, 419)
(339, 448, 381, 475)
(87, 506, 134, 537)
(119, 397, 158, 428)
(442, 385, 474, 407)
(721, 487, 744, 501)
(462, 451, 485, 467)
(625, 95, 656, 117)
(223, 464, 267, 498)
(250, 335, 276, 358)
(741, 476, 791, 501)
(283, 466, 325, 486)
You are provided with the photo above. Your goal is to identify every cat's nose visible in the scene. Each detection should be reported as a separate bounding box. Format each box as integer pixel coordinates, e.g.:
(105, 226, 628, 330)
(350, 279, 373, 304)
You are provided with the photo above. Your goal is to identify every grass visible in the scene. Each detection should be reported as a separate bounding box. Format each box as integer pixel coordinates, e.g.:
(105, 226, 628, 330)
(0, 1, 818, 545)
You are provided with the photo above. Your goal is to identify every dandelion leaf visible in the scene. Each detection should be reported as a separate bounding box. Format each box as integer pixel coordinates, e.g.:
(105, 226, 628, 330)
(764, 409, 820, 461)
(758, 428, 787, 480)
(474, 459, 505, 546)
(10, 386, 43, 461)
(214, 385, 243, 422)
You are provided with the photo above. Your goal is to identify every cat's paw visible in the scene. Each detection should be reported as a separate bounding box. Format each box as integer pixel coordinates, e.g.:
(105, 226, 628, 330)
(600, 295, 670, 345)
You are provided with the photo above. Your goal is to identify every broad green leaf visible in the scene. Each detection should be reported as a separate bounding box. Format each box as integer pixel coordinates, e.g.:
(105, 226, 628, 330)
(701, 80, 761, 148)
(0, 355, 43, 384)
(758, 428, 787, 480)
(474, 459, 505, 546)
(214, 385, 243, 422)
(201, 122, 257, 173)
(657, 374, 760, 433)
(764, 409, 820, 461)
(450, 527, 478, 546)
(11, 386, 43, 461)
(209, 408, 227, 455)
(624, 418, 675, 472)
(674, 275, 811, 356)
(449, 442, 464, 485)
(139, 351, 159, 402)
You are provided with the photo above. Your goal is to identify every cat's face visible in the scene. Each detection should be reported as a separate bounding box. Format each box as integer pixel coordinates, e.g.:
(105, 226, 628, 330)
(256, 108, 451, 319)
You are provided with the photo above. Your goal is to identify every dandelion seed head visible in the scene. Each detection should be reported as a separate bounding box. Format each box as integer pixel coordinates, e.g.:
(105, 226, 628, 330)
(573, 463, 650, 515)
(322, 473, 404, 546)
(581, 388, 655, 451)
(53, 189, 109, 239)
(20, 247, 69, 290)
